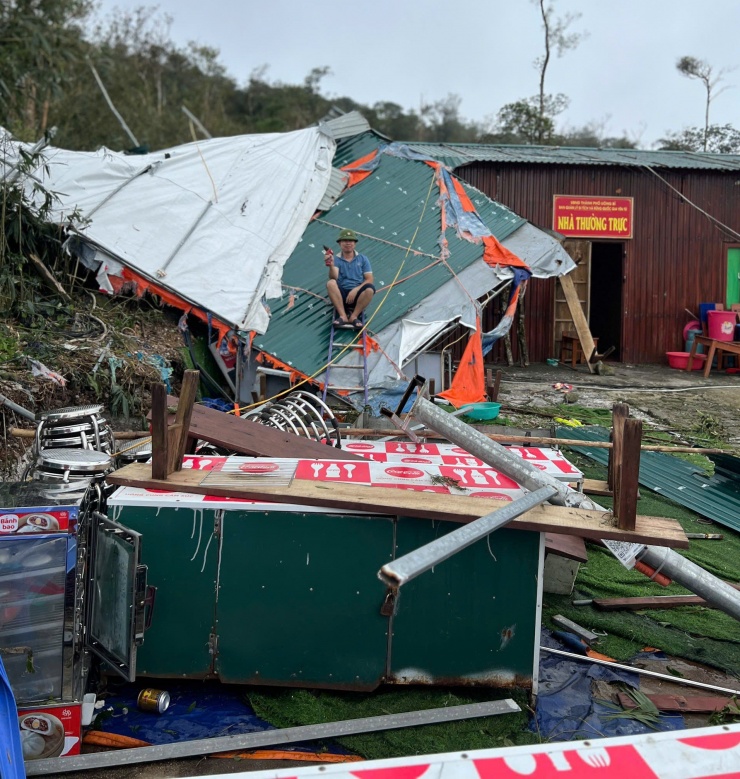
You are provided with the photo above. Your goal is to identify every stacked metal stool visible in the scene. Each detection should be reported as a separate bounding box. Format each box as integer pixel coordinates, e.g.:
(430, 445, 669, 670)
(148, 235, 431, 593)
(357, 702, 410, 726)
(25, 404, 115, 505)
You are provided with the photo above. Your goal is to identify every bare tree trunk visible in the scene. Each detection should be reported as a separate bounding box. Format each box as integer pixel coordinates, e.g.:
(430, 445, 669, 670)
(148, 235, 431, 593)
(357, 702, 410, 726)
(501, 293, 514, 366)
(537, 0, 550, 144)
(517, 281, 529, 367)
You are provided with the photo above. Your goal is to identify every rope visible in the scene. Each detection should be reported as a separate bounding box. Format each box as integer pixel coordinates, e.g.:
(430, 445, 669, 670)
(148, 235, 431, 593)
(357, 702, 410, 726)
(641, 164, 740, 241)
(235, 168, 441, 413)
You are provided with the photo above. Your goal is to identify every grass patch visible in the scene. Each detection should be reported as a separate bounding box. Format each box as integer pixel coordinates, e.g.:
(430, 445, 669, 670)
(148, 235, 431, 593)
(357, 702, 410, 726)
(551, 451, 740, 674)
(248, 686, 537, 760)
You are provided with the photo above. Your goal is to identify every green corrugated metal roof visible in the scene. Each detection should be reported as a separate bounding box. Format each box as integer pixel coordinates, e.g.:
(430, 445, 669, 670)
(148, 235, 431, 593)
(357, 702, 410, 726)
(401, 143, 740, 172)
(253, 138, 525, 382)
(557, 425, 740, 533)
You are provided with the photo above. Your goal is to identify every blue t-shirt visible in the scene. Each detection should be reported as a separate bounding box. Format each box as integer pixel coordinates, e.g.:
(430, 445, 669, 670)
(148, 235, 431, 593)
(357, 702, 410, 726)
(335, 252, 372, 292)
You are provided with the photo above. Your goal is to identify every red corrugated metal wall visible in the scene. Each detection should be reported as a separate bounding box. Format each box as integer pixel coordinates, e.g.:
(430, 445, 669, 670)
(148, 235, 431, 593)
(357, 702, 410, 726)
(457, 163, 740, 364)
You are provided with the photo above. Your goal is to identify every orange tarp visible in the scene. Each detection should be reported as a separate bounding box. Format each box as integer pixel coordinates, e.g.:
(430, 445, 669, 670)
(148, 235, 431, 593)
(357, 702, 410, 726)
(436, 323, 487, 408)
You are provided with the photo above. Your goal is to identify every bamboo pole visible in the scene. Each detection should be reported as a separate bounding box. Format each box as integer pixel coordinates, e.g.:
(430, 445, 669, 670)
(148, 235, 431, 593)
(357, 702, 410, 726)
(334, 427, 727, 453)
(10, 428, 146, 440)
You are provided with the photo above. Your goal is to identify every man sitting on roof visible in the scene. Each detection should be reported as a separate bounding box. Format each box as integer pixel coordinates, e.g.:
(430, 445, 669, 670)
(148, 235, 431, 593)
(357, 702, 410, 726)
(325, 229, 375, 330)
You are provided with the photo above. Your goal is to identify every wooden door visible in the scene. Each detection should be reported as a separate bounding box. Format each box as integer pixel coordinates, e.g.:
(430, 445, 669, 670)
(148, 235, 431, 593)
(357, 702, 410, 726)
(554, 240, 592, 355)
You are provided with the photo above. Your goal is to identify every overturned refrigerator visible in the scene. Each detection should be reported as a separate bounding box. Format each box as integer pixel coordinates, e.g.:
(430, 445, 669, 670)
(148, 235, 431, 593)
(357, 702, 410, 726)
(107, 446, 583, 693)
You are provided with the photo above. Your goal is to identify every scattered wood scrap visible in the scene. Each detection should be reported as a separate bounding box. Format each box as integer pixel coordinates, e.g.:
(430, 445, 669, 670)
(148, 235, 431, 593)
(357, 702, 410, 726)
(593, 585, 740, 611)
(617, 692, 740, 714)
(544, 533, 588, 563)
(152, 395, 363, 462)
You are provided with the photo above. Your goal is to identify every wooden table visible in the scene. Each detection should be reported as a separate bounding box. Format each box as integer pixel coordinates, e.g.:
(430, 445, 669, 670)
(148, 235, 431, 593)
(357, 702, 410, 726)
(686, 335, 740, 377)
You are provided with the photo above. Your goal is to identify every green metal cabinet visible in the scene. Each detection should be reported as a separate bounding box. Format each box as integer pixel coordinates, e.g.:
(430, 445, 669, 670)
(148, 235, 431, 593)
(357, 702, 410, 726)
(110, 496, 543, 691)
(389, 518, 542, 686)
(113, 505, 219, 677)
(216, 511, 393, 689)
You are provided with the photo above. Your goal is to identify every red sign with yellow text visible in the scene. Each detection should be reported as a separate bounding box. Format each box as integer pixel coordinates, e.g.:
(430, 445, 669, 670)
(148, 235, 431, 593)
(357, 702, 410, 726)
(553, 195, 633, 239)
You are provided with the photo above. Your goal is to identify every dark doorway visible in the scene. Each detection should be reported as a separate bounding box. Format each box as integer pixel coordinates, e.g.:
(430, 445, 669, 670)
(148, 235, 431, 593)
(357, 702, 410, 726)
(589, 242, 623, 360)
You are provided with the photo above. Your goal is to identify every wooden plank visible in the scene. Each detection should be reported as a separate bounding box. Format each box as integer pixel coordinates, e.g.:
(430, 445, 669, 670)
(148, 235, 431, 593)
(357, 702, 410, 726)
(583, 479, 612, 496)
(545, 532, 588, 562)
(610, 403, 629, 494)
(150, 384, 169, 481)
(617, 417, 642, 531)
(617, 692, 738, 713)
(167, 371, 200, 475)
(594, 595, 711, 610)
(159, 399, 364, 461)
(558, 274, 597, 372)
(339, 429, 727, 454)
(108, 462, 689, 548)
(592, 586, 740, 610)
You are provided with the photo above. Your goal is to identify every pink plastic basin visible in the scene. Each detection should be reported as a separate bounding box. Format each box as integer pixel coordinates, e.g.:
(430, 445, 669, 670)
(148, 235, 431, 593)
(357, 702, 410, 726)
(666, 351, 707, 370)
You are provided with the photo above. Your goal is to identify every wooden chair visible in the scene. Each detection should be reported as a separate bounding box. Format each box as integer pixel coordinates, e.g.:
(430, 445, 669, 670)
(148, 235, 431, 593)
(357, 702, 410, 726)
(560, 332, 599, 367)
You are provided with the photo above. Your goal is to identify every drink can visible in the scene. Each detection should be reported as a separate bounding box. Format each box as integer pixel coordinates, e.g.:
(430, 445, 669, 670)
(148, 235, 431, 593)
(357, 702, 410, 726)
(137, 688, 170, 714)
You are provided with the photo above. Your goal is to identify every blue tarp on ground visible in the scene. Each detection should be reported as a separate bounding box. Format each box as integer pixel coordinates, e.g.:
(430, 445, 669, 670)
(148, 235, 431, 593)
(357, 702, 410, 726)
(93, 636, 684, 749)
(92, 679, 348, 753)
(536, 630, 685, 741)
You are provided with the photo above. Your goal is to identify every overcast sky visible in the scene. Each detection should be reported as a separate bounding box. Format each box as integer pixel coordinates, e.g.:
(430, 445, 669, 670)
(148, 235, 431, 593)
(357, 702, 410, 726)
(94, 0, 740, 147)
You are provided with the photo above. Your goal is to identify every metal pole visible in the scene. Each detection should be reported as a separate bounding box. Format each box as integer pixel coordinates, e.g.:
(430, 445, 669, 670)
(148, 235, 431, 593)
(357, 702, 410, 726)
(542, 647, 740, 695)
(379, 485, 557, 588)
(88, 61, 140, 149)
(410, 395, 596, 510)
(638, 545, 740, 622)
(181, 105, 213, 139)
(25, 699, 520, 775)
(0, 393, 35, 421)
(155, 200, 213, 278)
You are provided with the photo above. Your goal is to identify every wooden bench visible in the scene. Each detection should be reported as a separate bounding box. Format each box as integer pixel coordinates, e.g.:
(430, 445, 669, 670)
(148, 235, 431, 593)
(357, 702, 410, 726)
(560, 332, 599, 367)
(686, 335, 740, 378)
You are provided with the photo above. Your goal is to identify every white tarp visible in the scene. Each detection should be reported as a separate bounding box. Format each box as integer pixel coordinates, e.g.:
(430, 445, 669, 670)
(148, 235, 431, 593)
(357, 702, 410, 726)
(11, 127, 336, 334)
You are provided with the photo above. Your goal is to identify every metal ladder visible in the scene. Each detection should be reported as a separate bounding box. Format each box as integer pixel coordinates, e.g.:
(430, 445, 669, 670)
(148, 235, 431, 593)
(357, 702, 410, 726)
(322, 314, 369, 405)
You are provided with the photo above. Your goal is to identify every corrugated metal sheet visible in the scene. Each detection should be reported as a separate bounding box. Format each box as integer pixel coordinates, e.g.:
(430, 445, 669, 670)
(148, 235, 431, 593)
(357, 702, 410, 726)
(457, 163, 740, 363)
(557, 426, 740, 533)
(253, 144, 526, 381)
(404, 143, 740, 171)
(319, 111, 371, 140)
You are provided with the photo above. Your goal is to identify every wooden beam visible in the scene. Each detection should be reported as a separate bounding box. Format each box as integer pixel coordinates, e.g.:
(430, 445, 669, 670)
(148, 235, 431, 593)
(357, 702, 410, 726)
(558, 274, 597, 373)
(609, 403, 629, 493)
(544, 532, 588, 563)
(338, 428, 728, 454)
(617, 692, 740, 713)
(151, 397, 363, 461)
(108, 462, 688, 548)
(616, 417, 642, 531)
(151, 370, 200, 480)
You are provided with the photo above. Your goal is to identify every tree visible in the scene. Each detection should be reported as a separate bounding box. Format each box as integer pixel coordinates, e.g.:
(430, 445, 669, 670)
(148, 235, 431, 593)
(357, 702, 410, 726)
(657, 123, 740, 154)
(485, 94, 568, 144)
(367, 101, 421, 141)
(420, 94, 482, 143)
(676, 55, 732, 151)
(532, 0, 586, 143)
(0, 0, 93, 140)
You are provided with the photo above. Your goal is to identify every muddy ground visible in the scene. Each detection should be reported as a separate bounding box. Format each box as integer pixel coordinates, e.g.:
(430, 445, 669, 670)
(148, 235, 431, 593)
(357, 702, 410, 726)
(496, 360, 740, 450)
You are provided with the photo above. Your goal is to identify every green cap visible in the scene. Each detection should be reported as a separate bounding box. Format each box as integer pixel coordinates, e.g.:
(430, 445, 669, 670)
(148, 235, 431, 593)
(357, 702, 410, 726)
(336, 228, 358, 243)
